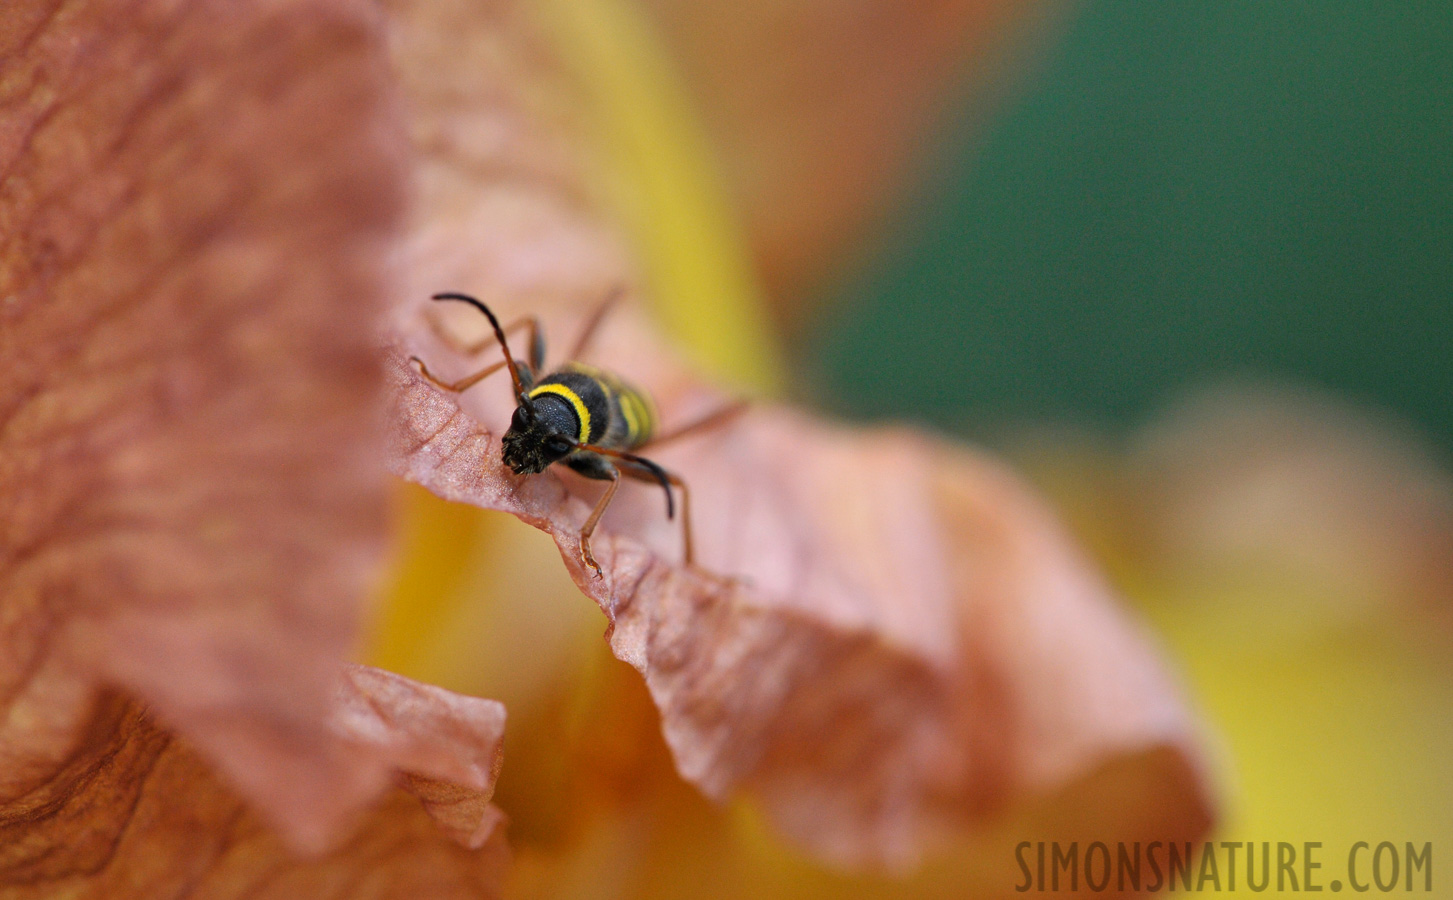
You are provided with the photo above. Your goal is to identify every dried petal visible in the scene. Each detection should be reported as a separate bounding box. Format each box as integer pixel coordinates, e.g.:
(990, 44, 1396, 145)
(390, 355, 1212, 867)
(385, 0, 1211, 870)
(0, 665, 509, 899)
(333, 665, 508, 849)
(0, 0, 459, 854)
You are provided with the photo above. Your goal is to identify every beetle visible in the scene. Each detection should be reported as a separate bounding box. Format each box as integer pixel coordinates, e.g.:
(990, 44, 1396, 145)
(410, 291, 741, 577)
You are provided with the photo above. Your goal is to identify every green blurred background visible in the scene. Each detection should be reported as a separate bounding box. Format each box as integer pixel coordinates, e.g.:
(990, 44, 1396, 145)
(810, 2, 1452, 450)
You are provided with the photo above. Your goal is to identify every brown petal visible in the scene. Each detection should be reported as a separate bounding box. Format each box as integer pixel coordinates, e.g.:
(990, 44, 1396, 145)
(0, 0, 415, 849)
(333, 665, 508, 849)
(390, 355, 1213, 868)
(0, 665, 509, 899)
(385, 0, 1210, 870)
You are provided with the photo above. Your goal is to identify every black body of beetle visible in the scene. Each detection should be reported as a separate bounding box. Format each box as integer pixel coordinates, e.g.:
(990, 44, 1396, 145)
(503, 362, 657, 475)
(410, 292, 700, 578)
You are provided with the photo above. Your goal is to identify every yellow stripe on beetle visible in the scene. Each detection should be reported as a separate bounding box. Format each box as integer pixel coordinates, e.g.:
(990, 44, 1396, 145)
(623, 388, 657, 445)
(529, 383, 592, 442)
(618, 387, 644, 441)
(639, 389, 658, 434)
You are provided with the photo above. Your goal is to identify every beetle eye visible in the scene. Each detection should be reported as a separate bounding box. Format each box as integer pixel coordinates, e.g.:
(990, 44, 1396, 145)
(511, 406, 531, 430)
(546, 436, 572, 455)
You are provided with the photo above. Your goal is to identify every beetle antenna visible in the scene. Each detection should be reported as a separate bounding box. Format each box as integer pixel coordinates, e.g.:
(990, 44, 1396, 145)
(431, 293, 532, 409)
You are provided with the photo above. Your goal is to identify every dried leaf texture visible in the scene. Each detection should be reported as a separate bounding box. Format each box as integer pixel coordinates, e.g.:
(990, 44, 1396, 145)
(0, 0, 414, 850)
(383, 0, 1211, 871)
(0, 665, 509, 899)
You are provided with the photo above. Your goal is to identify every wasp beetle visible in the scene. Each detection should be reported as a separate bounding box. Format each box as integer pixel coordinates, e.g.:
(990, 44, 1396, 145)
(411, 291, 742, 578)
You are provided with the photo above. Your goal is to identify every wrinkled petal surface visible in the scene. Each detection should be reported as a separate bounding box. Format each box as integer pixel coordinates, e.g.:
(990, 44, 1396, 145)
(391, 353, 1212, 867)
(0, 2, 510, 889)
(0, 664, 509, 899)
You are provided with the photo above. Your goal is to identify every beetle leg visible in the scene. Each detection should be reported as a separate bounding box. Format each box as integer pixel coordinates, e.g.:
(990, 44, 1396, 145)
(578, 465, 621, 578)
(414, 305, 544, 393)
(409, 355, 512, 393)
(427, 308, 544, 363)
(643, 399, 749, 449)
(567, 286, 623, 361)
(620, 463, 693, 567)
